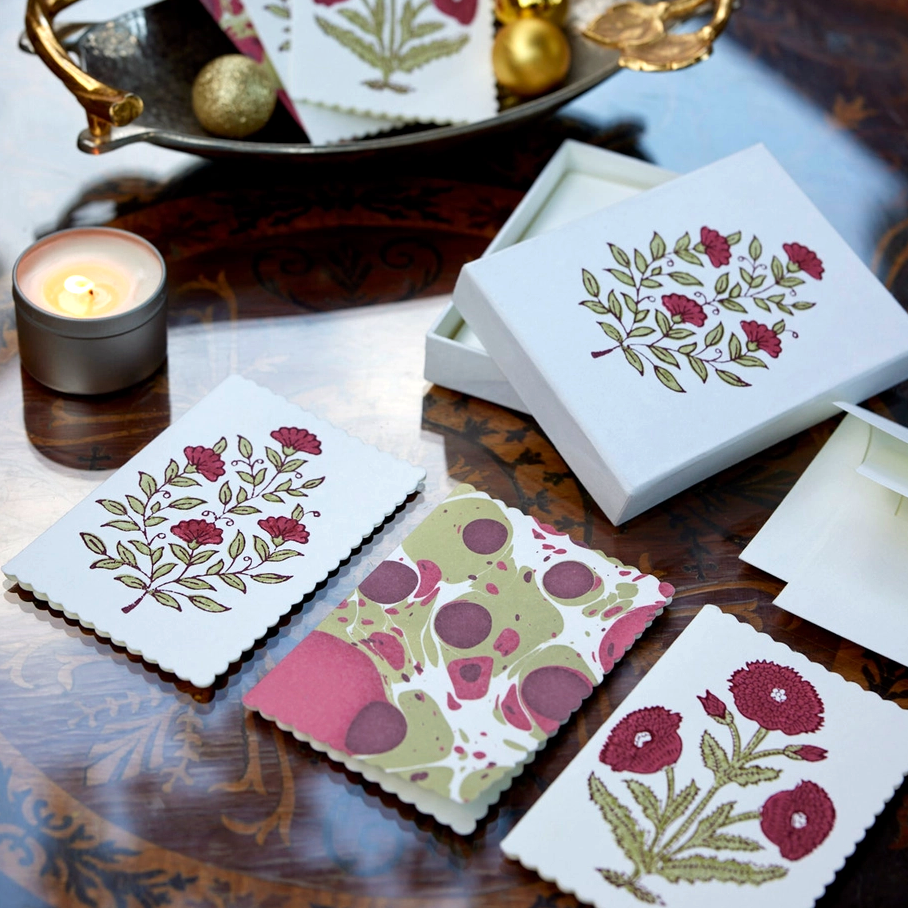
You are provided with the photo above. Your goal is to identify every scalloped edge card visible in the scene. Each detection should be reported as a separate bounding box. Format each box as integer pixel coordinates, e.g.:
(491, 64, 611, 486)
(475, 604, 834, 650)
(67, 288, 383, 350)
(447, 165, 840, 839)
(2, 376, 425, 688)
(244, 483, 674, 833)
(501, 605, 908, 908)
(289, 0, 497, 124)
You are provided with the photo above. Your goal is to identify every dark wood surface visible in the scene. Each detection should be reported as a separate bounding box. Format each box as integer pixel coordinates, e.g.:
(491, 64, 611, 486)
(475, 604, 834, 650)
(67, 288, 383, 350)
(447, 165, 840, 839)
(3, 1, 908, 905)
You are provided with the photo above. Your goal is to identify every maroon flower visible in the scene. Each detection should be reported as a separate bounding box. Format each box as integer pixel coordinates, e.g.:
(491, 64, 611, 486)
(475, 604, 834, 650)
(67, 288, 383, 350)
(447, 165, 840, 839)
(171, 519, 223, 549)
(314, 0, 351, 6)
(697, 690, 730, 722)
(184, 446, 225, 482)
(270, 427, 322, 455)
(786, 744, 828, 763)
(700, 226, 731, 268)
(783, 242, 824, 280)
(600, 706, 683, 774)
(662, 293, 706, 328)
(432, 0, 477, 24)
(761, 781, 836, 860)
(728, 661, 824, 735)
(258, 516, 310, 545)
(741, 320, 782, 359)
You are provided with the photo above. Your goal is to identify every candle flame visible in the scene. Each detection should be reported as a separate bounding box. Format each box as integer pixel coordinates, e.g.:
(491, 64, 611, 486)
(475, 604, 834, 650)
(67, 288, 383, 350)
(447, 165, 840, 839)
(64, 274, 94, 295)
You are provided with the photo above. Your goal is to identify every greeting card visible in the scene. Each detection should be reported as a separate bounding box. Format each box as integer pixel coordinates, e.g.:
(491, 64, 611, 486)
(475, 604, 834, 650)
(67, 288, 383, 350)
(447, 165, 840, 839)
(2, 376, 425, 687)
(244, 483, 673, 832)
(501, 605, 908, 907)
(453, 144, 908, 524)
(289, 0, 497, 124)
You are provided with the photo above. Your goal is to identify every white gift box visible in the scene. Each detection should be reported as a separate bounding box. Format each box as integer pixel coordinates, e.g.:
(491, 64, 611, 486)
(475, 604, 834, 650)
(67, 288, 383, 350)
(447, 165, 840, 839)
(452, 144, 908, 524)
(424, 141, 675, 411)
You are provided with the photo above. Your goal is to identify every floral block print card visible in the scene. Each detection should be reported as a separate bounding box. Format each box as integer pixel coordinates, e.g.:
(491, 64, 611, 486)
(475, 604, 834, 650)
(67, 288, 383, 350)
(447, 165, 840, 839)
(453, 144, 908, 524)
(2, 376, 425, 688)
(289, 0, 497, 124)
(501, 605, 908, 908)
(244, 483, 674, 832)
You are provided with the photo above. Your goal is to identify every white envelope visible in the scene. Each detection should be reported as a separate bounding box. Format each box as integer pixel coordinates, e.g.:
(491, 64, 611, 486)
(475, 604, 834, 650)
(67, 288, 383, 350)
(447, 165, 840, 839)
(740, 403, 908, 666)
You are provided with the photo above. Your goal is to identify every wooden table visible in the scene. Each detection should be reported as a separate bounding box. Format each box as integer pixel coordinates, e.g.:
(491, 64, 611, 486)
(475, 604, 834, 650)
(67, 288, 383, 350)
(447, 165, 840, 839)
(2, 1, 908, 905)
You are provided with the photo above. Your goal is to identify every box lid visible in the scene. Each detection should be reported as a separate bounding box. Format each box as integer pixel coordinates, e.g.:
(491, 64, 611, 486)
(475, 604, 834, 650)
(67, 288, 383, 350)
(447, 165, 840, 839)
(453, 145, 908, 524)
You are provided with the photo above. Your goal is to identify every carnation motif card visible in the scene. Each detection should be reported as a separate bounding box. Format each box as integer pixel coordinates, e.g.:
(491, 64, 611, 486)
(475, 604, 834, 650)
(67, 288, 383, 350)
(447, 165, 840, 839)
(501, 605, 908, 908)
(453, 144, 908, 524)
(2, 376, 425, 688)
(289, 0, 497, 124)
(244, 483, 674, 832)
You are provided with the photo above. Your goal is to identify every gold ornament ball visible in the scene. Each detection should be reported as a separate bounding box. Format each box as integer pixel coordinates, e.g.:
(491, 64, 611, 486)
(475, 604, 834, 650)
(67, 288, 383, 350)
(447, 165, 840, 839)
(495, 0, 568, 27)
(492, 19, 571, 98)
(191, 55, 277, 139)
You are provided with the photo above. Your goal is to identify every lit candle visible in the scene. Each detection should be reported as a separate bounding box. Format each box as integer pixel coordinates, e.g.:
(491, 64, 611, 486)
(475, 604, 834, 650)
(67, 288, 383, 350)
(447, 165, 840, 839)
(13, 228, 168, 395)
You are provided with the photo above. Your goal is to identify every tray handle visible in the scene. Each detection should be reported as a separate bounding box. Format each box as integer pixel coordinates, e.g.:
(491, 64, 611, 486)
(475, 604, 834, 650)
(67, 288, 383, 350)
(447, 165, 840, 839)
(25, 0, 143, 137)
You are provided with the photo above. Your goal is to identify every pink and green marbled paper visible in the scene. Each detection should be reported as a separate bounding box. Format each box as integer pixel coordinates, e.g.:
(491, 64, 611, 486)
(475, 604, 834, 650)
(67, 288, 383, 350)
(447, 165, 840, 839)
(244, 484, 673, 806)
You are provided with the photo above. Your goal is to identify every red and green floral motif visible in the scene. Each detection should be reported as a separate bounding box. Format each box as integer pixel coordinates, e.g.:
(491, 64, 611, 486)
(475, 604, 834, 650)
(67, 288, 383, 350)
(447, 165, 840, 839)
(591, 660, 835, 904)
(79, 431, 325, 615)
(581, 228, 824, 392)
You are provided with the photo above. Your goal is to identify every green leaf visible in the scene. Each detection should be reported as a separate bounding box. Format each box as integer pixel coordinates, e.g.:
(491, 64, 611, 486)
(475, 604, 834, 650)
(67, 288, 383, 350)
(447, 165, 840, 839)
(669, 272, 702, 286)
(678, 343, 697, 355)
(236, 487, 248, 503)
(608, 290, 622, 320)
(701, 730, 730, 775)
(793, 301, 816, 310)
(292, 504, 305, 521)
(730, 282, 742, 298)
(152, 562, 177, 581)
(407, 20, 446, 39)
(254, 535, 270, 563)
(609, 243, 631, 268)
(130, 539, 151, 556)
(599, 321, 624, 343)
(651, 346, 679, 367)
(716, 369, 750, 388)
(237, 471, 255, 484)
(116, 542, 137, 567)
(169, 497, 205, 511)
(650, 232, 666, 260)
(219, 482, 232, 505)
(139, 472, 157, 498)
(337, 6, 377, 33)
(777, 303, 793, 316)
(674, 232, 691, 252)
(170, 543, 191, 565)
(229, 505, 261, 516)
(660, 856, 785, 886)
(265, 2, 291, 17)
(666, 328, 694, 340)
(263, 493, 283, 504)
(728, 333, 742, 360)
(750, 274, 767, 290)
(205, 559, 224, 575)
(151, 547, 163, 565)
(607, 268, 636, 287)
(275, 480, 292, 493)
(628, 326, 655, 338)
(169, 476, 201, 487)
(634, 308, 650, 323)
(726, 764, 781, 786)
(238, 435, 254, 459)
(264, 447, 282, 470)
(220, 573, 247, 592)
(268, 550, 302, 561)
(598, 870, 661, 904)
(655, 366, 685, 393)
(704, 323, 724, 347)
(229, 531, 245, 561)
(396, 35, 470, 73)
(714, 272, 729, 294)
(151, 591, 181, 610)
(625, 779, 662, 828)
(190, 549, 216, 566)
(664, 779, 699, 826)
(146, 516, 166, 527)
(779, 275, 804, 288)
(126, 495, 145, 515)
(97, 499, 126, 515)
(190, 595, 229, 613)
(623, 293, 637, 314)
(739, 267, 754, 287)
(165, 459, 180, 482)
(687, 355, 708, 383)
(581, 299, 608, 315)
(81, 532, 107, 556)
(281, 459, 306, 473)
(640, 278, 662, 288)
(91, 558, 123, 570)
(634, 249, 648, 274)
(582, 268, 601, 297)
(251, 573, 291, 584)
(754, 297, 771, 312)
(176, 576, 216, 591)
(115, 574, 146, 589)
(302, 477, 324, 489)
(623, 347, 644, 376)
(726, 231, 742, 245)
(212, 437, 228, 455)
(734, 355, 768, 368)
(748, 236, 762, 260)
(588, 773, 647, 872)
(103, 519, 141, 533)
(772, 320, 785, 334)
(701, 832, 764, 852)
(655, 309, 671, 335)
(675, 249, 704, 267)
(253, 468, 267, 485)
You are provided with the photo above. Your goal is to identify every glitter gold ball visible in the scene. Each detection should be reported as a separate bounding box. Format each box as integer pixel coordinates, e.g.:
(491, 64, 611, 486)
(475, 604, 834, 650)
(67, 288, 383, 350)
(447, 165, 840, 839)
(494, 0, 568, 27)
(191, 54, 277, 139)
(492, 19, 571, 97)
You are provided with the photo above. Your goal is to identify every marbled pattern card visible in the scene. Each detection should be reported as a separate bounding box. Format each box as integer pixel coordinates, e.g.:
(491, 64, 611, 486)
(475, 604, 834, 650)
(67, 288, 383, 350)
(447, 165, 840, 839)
(501, 605, 908, 908)
(3, 376, 425, 687)
(244, 483, 674, 832)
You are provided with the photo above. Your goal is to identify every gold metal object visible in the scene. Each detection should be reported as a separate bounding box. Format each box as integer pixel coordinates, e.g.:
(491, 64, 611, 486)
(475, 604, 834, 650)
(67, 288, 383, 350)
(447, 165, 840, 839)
(584, 0, 732, 72)
(25, 0, 143, 137)
(494, 0, 569, 27)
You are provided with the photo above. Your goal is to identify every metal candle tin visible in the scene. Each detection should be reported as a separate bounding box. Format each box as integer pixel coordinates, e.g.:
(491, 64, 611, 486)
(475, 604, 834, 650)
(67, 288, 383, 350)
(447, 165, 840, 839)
(12, 227, 167, 395)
